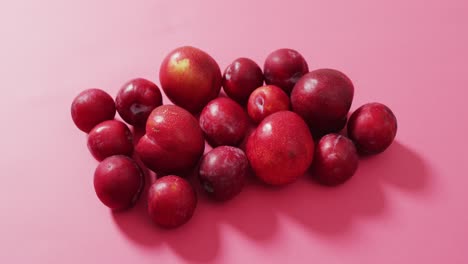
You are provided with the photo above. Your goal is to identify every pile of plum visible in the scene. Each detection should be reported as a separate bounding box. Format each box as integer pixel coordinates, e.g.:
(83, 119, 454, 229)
(71, 46, 397, 228)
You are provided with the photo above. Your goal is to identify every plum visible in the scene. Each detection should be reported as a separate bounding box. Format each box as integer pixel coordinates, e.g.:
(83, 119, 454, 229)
(71, 88, 116, 133)
(136, 105, 205, 175)
(147, 175, 197, 228)
(264, 48, 309, 93)
(159, 46, 222, 113)
(87, 120, 133, 161)
(115, 78, 162, 127)
(347, 102, 397, 155)
(199, 146, 248, 201)
(247, 85, 290, 123)
(310, 134, 359, 186)
(94, 155, 144, 210)
(246, 111, 315, 185)
(222, 57, 264, 104)
(199, 97, 248, 147)
(291, 68, 354, 136)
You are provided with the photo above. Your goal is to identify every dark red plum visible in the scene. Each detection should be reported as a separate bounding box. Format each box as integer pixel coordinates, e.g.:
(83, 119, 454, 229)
(94, 155, 144, 210)
(291, 68, 354, 136)
(71, 88, 116, 133)
(264, 48, 309, 93)
(115, 78, 162, 127)
(87, 120, 133, 161)
(199, 146, 248, 201)
(222, 57, 264, 104)
(147, 175, 197, 228)
(199, 97, 248, 147)
(311, 134, 359, 186)
(347, 102, 397, 155)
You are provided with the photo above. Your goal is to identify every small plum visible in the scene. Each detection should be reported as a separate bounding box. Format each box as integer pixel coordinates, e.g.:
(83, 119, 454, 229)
(147, 175, 197, 228)
(159, 46, 222, 113)
(291, 68, 354, 136)
(115, 78, 162, 127)
(247, 85, 290, 123)
(87, 120, 133, 161)
(347, 102, 397, 155)
(264, 48, 309, 93)
(246, 111, 315, 185)
(94, 155, 144, 210)
(136, 105, 205, 175)
(71, 88, 116, 133)
(199, 97, 248, 147)
(222, 57, 264, 104)
(310, 134, 359, 186)
(199, 146, 248, 201)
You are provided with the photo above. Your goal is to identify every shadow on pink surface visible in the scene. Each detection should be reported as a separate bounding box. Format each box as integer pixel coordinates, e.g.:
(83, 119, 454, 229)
(112, 140, 430, 262)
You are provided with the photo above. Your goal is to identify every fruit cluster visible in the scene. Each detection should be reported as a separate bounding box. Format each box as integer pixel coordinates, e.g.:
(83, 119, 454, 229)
(71, 46, 397, 228)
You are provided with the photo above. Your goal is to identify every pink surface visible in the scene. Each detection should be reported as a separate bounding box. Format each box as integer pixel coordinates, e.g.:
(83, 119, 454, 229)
(1, 0, 467, 263)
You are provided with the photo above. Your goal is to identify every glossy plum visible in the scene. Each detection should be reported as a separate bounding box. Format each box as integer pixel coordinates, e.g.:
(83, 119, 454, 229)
(147, 175, 197, 228)
(199, 146, 248, 201)
(291, 68, 354, 136)
(87, 120, 133, 161)
(199, 97, 248, 147)
(222, 57, 264, 104)
(264, 48, 309, 93)
(71, 88, 116, 133)
(159, 46, 222, 113)
(247, 85, 290, 123)
(94, 155, 144, 210)
(347, 102, 397, 155)
(136, 105, 205, 175)
(115, 78, 162, 127)
(310, 134, 359, 186)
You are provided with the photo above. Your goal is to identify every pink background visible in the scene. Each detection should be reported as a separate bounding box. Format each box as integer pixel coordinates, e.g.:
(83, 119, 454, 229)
(1, 0, 468, 263)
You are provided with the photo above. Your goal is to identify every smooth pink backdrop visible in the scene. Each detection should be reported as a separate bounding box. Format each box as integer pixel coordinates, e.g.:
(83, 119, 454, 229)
(1, 0, 467, 263)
